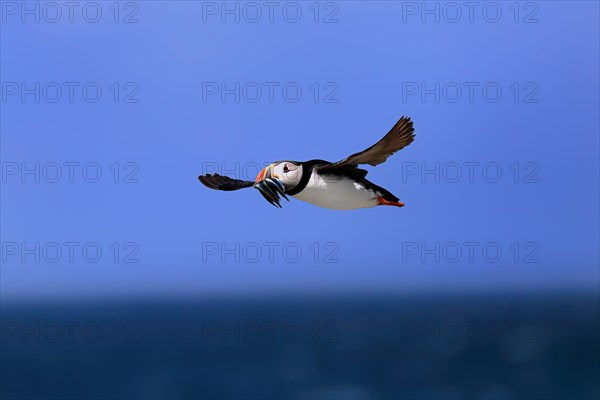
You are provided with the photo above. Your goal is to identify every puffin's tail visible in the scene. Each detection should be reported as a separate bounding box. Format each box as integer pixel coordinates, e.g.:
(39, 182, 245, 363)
(373, 184, 404, 207)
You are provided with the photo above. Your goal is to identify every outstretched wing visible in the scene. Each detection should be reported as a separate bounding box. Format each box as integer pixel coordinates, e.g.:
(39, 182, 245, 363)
(198, 174, 255, 191)
(324, 116, 415, 169)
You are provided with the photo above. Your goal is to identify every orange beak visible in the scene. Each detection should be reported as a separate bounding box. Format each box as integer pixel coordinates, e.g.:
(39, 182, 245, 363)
(255, 163, 274, 183)
(254, 163, 289, 208)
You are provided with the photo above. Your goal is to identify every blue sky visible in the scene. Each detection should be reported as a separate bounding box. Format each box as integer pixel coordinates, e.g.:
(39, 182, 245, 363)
(1, 1, 598, 301)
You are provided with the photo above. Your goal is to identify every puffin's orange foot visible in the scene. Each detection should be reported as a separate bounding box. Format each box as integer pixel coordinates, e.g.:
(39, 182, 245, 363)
(377, 196, 405, 207)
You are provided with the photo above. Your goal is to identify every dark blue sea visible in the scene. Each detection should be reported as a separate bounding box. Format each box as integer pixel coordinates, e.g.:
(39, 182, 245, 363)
(1, 294, 598, 399)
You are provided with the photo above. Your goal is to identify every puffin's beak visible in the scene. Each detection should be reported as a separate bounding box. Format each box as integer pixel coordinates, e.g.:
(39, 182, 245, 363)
(254, 164, 289, 208)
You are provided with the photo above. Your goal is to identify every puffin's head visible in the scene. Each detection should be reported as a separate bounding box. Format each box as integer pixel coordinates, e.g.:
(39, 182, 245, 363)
(259, 161, 302, 189)
(254, 161, 303, 208)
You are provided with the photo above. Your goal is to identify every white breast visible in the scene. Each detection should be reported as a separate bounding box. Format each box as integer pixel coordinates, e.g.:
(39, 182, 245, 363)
(292, 171, 379, 210)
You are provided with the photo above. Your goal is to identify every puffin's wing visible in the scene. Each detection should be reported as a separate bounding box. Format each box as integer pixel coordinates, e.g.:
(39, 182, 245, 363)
(198, 174, 255, 191)
(325, 116, 414, 168)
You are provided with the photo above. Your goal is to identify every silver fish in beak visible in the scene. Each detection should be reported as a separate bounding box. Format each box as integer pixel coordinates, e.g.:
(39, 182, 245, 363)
(254, 164, 289, 208)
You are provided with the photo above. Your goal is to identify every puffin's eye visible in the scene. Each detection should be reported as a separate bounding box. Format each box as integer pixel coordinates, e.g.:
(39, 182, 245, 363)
(283, 164, 289, 172)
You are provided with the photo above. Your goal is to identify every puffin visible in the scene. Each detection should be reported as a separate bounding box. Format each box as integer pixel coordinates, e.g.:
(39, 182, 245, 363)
(198, 116, 415, 210)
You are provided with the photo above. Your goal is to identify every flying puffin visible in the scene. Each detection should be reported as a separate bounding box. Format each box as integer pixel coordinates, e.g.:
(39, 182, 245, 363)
(198, 116, 415, 210)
